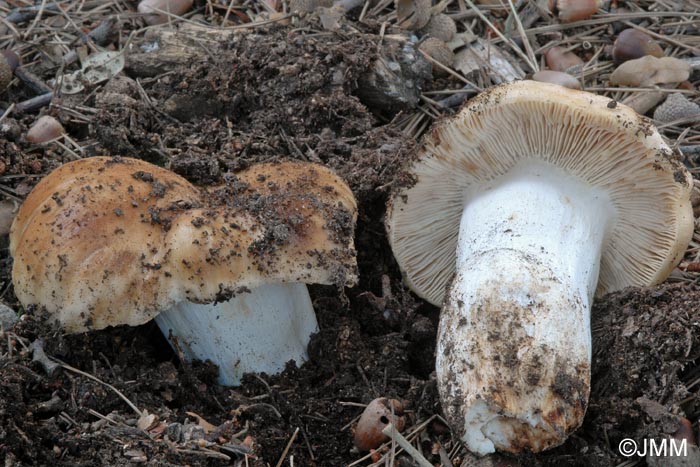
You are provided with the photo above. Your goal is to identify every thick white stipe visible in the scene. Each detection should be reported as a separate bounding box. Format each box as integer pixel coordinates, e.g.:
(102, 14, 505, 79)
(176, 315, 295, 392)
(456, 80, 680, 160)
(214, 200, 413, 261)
(437, 162, 614, 454)
(155, 283, 318, 386)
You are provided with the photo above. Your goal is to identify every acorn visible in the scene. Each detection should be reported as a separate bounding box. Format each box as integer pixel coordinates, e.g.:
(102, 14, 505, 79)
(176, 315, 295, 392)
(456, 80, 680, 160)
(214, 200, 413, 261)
(612, 28, 664, 64)
(419, 14, 457, 42)
(0, 50, 20, 91)
(396, 0, 431, 31)
(354, 398, 405, 451)
(532, 70, 581, 90)
(26, 116, 65, 144)
(419, 37, 455, 77)
(289, 0, 333, 13)
(554, 0, 599, 23)
(545, 46, 584, 73)
(137, 0, 194, 25)
(672, 417, 696, 445)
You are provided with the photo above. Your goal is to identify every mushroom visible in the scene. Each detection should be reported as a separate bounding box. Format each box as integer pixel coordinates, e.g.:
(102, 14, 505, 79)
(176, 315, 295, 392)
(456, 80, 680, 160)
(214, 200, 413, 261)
(385, 80, 693, 454)
(10, 156, 358, 385)
(610, 56, 691, 87)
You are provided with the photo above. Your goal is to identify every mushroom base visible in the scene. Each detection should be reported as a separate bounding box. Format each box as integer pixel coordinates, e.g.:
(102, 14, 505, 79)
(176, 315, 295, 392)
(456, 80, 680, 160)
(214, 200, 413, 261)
(155, 283, 318, 386)
(436, 165, 611, 455)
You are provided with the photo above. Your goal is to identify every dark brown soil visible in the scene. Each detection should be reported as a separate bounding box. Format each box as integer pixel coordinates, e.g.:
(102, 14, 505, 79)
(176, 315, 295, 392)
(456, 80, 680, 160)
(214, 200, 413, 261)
(0, 13, 698, 467)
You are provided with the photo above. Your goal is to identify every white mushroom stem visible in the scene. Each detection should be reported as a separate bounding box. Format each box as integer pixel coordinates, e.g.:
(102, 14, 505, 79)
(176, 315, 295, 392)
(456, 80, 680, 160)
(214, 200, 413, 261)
(154, 283, 318, 386)
(436, 162, 614, 455)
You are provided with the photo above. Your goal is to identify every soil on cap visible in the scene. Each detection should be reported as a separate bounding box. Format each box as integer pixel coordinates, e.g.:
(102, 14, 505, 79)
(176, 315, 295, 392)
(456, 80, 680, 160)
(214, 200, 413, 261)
(0, 17, 698, 467)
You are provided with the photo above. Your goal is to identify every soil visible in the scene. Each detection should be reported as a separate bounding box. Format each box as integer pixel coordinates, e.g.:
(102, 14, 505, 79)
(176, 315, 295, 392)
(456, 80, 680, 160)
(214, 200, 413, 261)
(0, 8, 699, 467)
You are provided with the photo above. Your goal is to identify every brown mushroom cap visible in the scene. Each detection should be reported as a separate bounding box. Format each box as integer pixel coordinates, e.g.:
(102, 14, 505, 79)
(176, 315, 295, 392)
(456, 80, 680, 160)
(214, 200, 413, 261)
(386, 80, 693, 306)
(10, 157, 358, 332)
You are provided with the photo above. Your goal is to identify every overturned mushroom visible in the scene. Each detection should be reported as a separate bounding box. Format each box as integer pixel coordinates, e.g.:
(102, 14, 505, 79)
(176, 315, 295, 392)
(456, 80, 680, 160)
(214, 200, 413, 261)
(10, 157, 358, 385)
(386, 80, 693, 455)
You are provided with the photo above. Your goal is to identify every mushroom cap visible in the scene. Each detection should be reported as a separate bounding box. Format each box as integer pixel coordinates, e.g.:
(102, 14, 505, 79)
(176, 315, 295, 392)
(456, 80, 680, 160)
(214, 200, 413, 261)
(386, 80, 693, 306)
(11, 157, 358, 332)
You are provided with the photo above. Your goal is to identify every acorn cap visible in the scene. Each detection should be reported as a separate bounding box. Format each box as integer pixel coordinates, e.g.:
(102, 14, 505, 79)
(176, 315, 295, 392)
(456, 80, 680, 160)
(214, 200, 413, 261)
(419, 14, 457, 42)
(396, 0, 431, 31)
(386, 80, 693, 305)
(10, 157, 358, 332)
(653, 93, 700, 124)
(419, 37, 455, 77)
(289, 0, 332, 13)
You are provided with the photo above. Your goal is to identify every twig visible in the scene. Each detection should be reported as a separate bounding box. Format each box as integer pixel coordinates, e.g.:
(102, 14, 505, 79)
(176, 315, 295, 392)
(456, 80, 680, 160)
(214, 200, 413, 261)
(50, 356, 144, 417)
(463, 0, 537, 72)
(14, 67, 53, 95)
(13, 92, 53, 113)
(381, 423, 433, 467)
(275, 427, 299, 467)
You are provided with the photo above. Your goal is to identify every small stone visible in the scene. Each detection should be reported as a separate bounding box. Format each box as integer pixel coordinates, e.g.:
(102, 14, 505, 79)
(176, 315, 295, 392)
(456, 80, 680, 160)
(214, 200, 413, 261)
(165, 422, 183, 442)
(0, 301, 18, 329)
